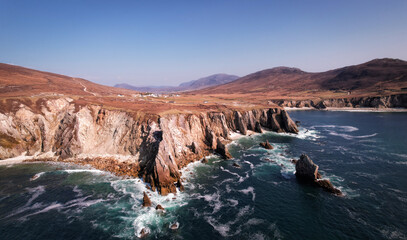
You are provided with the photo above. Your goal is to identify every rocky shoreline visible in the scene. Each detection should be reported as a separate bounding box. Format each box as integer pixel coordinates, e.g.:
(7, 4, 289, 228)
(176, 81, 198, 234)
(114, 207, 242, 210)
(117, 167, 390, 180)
(0, 98, 298, 195)
(271, 93, 407, 110)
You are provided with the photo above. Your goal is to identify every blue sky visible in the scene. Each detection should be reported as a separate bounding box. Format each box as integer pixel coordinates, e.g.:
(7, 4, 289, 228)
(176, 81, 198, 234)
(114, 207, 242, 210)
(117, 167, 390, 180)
(1, 0, 406, 86)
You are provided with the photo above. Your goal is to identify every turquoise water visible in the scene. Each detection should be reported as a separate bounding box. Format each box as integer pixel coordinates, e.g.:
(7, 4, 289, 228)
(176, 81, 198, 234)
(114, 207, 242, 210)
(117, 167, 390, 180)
(1, 111, 406, 239)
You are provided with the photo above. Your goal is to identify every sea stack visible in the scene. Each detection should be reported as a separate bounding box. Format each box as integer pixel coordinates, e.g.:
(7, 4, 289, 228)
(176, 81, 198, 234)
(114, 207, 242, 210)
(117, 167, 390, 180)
(295, 154, 342, 195)
(259, 140, 273, 149)
(142, 192, 152, 207)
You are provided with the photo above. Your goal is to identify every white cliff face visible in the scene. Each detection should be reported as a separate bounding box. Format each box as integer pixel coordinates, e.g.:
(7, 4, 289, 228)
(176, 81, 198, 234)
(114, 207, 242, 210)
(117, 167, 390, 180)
(0, 98, 298, 195)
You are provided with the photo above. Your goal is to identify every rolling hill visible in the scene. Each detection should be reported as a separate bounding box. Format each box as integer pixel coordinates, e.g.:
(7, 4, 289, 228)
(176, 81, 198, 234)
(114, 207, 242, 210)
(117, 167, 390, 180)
(0, 63, 137, 98)
(192, 58, 407, 100)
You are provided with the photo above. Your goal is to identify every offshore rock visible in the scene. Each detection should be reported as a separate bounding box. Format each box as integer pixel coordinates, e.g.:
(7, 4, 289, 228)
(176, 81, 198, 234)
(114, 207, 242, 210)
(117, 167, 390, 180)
(295, 154, 342, 195)
(232, 162, 241, 168)
(259, 140, 273, 150)
(156, 204, 165, 211)
(295, 154, 319, 181)
(142, 192, 152, 207)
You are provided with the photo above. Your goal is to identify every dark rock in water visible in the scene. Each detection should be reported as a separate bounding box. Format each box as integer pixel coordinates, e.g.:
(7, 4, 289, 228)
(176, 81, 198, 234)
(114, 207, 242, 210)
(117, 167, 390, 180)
(259, 140, 273, 150)
(295, 154, 319, 181)
(169, 222, 179, 230)
(156, 204, 165, 211)
(176, 179, 184, 191)
(291, 159, 298, 164)
(295, 154, 342, 195)
(254, 122, 263, 133)
(142, 192, 152, 207)
(216, 138, 232, 159)
(201, 157, 208, 163)
(295, 120, 301, 126)
(232, 162, 241, 168)
(139, 228, 149, 238)
(315, 179, 342, 195)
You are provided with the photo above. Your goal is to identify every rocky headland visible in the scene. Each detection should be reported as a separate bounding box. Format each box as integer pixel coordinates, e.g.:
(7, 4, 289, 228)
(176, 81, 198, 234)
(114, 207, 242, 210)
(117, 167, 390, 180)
(0, 97, 298, 195)
(272, 94, 407, 110)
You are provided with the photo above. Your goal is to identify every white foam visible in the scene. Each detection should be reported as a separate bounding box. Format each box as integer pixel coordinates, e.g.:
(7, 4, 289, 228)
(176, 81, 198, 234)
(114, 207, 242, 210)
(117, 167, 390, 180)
(328, 131, 377, 140)
(63, 169, 105, 174)
(238, 186, 256, 201)
(30, 172, 45, 181)
(243, 160, 254, 169)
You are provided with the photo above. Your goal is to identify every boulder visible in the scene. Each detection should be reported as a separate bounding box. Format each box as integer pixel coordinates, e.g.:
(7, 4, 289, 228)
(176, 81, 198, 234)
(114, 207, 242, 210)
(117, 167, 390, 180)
(216, 138, 232, 159)
(156, 204, 165, 211)
(142, 192, 152, 207)
(259, 140, 273, 150)
(139, 228, 149, 238)
(169, 222, 179, 230)
(201, 157, 208, 163)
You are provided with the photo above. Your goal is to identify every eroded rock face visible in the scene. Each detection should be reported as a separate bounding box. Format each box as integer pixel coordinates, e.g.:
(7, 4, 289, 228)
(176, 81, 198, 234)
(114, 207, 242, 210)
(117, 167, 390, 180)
(215, 138, 232, 159)
(295, 154, 342, 195)
(273, 94, 407, 109)
(0, 98, 299, 195)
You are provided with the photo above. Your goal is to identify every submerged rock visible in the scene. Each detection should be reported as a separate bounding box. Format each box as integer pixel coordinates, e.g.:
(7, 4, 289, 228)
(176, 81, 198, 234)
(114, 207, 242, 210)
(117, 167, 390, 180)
(169, 222, 179, 230)
(201, 157, 208, 163)
(139, 228, 150, 238)
(295, 154, 342, 195)
(259, 140, 273, 150)
(156, 204, 165, 211)
(232, 162, 241, 168)
(142, 192, 152, 207)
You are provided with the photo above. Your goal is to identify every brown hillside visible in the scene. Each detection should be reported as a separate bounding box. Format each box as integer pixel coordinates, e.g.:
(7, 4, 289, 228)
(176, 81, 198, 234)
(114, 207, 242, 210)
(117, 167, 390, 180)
(192, 58, 407, 100)
(0, 63, 137, 98)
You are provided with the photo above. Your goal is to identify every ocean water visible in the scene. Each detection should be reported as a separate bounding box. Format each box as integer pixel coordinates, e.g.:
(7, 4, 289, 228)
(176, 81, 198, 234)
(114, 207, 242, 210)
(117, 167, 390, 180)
(1, 111, 406, 240)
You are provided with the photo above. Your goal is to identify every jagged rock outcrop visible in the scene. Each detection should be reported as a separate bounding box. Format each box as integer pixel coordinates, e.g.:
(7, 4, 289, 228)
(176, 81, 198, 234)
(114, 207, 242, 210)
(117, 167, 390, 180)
(259, 140, 273, 150)
(272, 94, 407, 109)
(0, 98, 298, 195)
(215, 138, 233, 159)
(295, 154, 342, 195)
(142, 192, 152, 207)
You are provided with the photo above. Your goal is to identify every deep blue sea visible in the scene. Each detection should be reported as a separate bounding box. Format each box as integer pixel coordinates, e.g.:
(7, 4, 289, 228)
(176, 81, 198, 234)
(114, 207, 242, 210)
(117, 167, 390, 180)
(1, 111, 406, 240)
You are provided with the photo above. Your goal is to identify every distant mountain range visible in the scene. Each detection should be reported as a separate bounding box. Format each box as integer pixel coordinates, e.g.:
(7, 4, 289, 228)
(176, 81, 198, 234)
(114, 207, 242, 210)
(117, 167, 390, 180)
(114, 74, 239, 93)
(192, 58, 407, 99)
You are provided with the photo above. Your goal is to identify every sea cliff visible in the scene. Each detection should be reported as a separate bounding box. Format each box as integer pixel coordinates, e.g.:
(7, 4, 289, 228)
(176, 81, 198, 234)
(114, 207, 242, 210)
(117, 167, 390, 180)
(0, 98, 298, 195)
(272, 94, 407, 109)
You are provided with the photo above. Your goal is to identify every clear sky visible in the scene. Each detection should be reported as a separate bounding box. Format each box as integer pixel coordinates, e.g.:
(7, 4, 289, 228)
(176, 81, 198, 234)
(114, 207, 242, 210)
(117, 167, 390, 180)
(1, 0, 406, 86)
